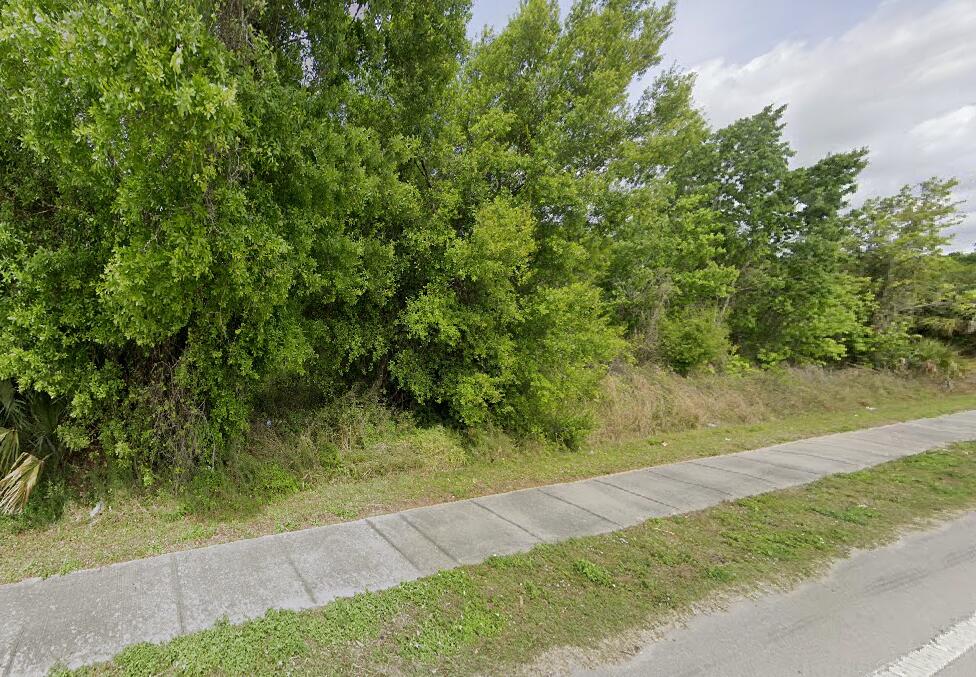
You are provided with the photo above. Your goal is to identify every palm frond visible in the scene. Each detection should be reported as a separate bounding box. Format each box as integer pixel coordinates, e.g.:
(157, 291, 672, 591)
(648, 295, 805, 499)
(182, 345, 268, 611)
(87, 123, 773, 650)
(26, 392, 65, 459)
(0, 453, 44, 515)
(0, 427, 19, 473)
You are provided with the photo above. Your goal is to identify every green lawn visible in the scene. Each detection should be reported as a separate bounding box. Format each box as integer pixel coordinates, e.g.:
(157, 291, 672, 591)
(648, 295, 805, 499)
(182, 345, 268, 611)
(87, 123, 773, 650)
(3, 391, 975, 585)
(73, 442, 976, 676)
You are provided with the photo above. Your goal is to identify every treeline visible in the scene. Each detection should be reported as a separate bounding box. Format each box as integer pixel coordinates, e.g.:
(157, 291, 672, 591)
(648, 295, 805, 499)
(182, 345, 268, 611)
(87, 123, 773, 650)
(0, 0, 972, 508)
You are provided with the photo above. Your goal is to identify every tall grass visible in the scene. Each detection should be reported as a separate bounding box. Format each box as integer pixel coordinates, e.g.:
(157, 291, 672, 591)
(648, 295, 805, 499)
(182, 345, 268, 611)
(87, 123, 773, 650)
(23, 365, 966, 521)
(588, 364, 972, 446)
(248, 365, 972, 489)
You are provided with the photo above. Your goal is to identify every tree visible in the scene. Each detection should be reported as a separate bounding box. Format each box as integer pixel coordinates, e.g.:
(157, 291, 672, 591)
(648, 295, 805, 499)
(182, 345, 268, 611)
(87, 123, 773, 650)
(925, 252, 976, 353)
(0, 0, 470, 486)
(674, 105, 870, 363)
(380, 0, 680, 441)
(599, 69, 737, 363)
(847, 178, 963, 332)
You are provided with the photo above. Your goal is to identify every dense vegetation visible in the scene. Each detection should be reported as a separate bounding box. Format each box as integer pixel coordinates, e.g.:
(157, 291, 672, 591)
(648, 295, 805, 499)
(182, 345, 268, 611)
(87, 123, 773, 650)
(1, 0, 973, 511)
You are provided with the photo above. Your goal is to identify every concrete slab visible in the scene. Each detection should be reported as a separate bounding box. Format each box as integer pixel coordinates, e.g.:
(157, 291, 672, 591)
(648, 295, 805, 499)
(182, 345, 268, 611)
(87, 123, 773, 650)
(367, 513, 460, 575)
(540, 479, 674, 527)
(651, 461, 782, 498)
(803, 430, 915, 455)
(940, 411, 976, 427)
(784, 437, 902, 466)
(175, 534, 314, 633)
(7, 556, 181, 675)
(898, 421, 973, 444)
(909, 417, 976, 436)
(599, 469, 731, 512)
(885, 421, 962, 442)
(475, 488, 618, 542)
(691, 454, 820, 487)
(742, 447, 863, 476)
(282, 520, 421, 604)
(0, 579, 33, 676)
(399, 500, 540, 564)
(843, 428, 935, 455)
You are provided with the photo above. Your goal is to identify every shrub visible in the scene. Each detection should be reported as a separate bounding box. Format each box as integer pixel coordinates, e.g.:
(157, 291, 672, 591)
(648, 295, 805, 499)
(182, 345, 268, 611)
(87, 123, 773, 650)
(658, 308, 731, 375)
(910, 338, 964, 382)
(863, 330, 964, 383)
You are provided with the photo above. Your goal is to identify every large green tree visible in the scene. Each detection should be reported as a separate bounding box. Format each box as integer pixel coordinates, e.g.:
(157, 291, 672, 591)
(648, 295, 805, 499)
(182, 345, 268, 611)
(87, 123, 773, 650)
(379, 0, 682, 441)
(0, 0, 470, 480)
(847, 178, 962, 332)
(674, 105, 870, 364)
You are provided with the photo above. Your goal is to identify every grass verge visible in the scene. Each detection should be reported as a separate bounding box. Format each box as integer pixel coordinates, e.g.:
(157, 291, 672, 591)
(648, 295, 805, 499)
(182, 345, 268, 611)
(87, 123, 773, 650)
(2, 372, 975, 584)
(72, 442, 976, 676)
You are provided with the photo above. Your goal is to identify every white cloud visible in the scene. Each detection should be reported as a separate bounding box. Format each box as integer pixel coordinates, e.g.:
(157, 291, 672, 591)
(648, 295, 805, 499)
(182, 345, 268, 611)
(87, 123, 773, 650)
(911, 105, 976, 153)
(689, 0, 976, 250)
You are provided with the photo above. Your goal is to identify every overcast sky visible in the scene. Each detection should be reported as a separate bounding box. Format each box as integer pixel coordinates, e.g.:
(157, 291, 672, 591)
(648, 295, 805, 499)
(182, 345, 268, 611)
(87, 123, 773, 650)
(470, 0, 976, 251)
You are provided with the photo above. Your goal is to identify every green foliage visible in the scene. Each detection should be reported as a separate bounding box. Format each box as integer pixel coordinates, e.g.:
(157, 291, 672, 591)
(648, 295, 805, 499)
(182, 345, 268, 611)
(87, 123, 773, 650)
(0, 0, 972, 497)
(0, 0, 475, 478)
(573, 558, 615, 587)
(928, 253, 976, 353)
(658, 308, 730, 375)
(863, 332, 965, 382)
(848, 178, 962, 331)
(846, 179, 973, 372)
(909, 338, 964, 381)
(672, 105, 872, 364)
(0, 380, 67, 513)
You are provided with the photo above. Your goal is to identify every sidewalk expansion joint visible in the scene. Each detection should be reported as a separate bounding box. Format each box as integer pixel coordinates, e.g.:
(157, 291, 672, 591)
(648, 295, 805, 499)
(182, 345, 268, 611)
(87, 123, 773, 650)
(471, 499, 546, 542)
(399, 513, 462, 567)
(688, 460, 786, 485)
(738, 456, 823, 477)
(282, 546, 318, 605)
(365, 518, 425, 576)
(592, 478, 682, 511)
(778, 447, 863, 466)
(646, 469, 736, 497)
(536, 486, 623, 528)
(169, 555, 187, 633)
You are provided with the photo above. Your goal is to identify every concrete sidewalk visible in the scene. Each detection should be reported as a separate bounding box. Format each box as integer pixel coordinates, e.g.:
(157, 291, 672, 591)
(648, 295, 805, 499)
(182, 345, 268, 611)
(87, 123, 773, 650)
(3, 411, 976, 676)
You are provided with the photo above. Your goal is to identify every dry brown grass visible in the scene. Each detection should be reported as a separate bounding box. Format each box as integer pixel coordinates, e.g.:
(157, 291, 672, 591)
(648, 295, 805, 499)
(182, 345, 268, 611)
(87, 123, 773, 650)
(589, 364, 975, 446)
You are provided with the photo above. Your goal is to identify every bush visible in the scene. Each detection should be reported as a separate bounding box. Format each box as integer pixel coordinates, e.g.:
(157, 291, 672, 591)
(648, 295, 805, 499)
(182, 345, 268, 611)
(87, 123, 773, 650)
(910, 338, 965, 382)
(864, 330, 964, 382)
(658, 309, 731, 375)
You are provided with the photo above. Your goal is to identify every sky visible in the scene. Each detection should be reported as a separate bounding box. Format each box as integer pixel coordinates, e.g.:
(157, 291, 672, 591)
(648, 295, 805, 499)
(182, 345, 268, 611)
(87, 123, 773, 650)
(470, 0, 976, 251)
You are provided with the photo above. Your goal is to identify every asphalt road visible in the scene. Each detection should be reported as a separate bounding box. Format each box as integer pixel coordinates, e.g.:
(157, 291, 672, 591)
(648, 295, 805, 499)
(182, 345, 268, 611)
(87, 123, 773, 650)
(579, 511, 976, 677)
